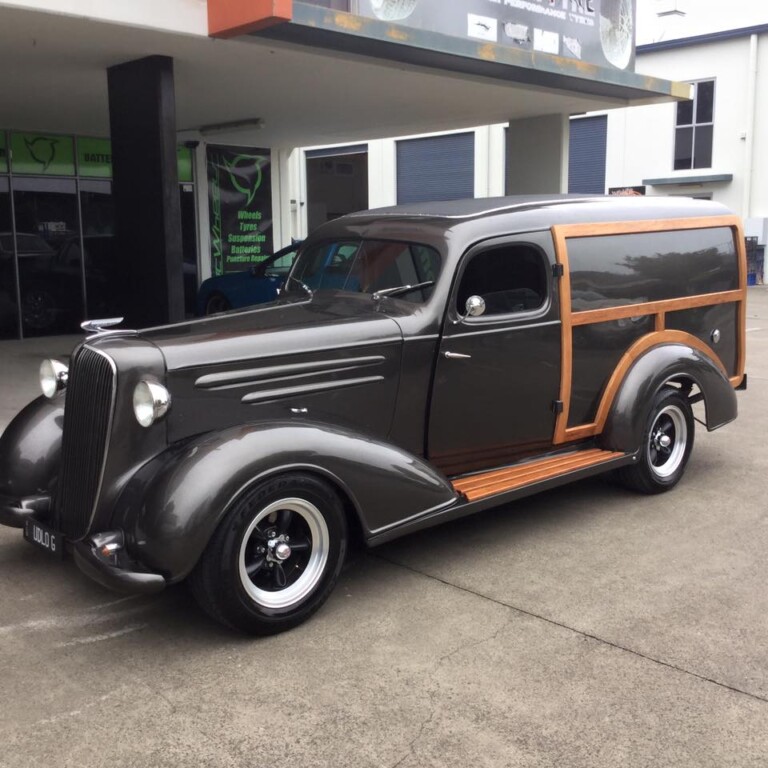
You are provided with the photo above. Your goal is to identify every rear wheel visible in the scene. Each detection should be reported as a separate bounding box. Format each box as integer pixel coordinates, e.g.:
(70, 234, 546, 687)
(618, 386, 694, 494)
(190, 473, 347, 635)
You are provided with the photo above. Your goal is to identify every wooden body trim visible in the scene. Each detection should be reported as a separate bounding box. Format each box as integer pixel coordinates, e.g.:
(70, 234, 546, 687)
(551, 216, 747, 445)
(452, 448, 624, 502)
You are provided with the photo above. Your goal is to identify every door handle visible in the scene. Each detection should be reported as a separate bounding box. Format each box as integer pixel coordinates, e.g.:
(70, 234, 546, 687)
(444, 351, 471, 359)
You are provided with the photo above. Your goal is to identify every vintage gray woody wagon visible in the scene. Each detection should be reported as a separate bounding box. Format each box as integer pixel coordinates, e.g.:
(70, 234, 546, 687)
(0, 195, 747, 634)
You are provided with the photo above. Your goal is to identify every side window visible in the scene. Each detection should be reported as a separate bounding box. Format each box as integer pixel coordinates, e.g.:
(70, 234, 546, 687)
(456, 244, 547, 316)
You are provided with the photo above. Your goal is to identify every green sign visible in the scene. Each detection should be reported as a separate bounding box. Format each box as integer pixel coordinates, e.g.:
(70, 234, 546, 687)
(0, 132, 7, 173)
(177, 147, 193, 183)
(207, 145, 273, 275)
(11, 132, 75, 176)
(77, 137, 112, 178)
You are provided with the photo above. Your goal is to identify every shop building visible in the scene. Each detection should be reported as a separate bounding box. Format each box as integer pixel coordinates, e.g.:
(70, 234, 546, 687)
(0, 0, 685, 339)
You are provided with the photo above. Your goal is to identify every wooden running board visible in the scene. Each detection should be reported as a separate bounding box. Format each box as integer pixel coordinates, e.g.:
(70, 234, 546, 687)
(451, 448, 625, 502)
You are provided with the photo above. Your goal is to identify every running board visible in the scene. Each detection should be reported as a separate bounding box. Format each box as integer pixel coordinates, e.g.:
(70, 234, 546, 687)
(451, 448, 626, 502)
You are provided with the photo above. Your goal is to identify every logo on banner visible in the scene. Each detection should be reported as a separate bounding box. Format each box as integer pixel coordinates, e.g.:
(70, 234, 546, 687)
(224, 154, 265, 207)
(25, 136, 58, 172)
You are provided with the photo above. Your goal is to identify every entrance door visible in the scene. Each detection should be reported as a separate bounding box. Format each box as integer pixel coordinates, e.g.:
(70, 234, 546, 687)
(305, 145, 368, 233)
(428, 234, 561, 476)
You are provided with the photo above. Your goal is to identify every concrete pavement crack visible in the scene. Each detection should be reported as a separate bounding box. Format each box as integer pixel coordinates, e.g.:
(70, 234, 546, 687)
(372, 553, 768, 706)
(387, 607, 515, 768)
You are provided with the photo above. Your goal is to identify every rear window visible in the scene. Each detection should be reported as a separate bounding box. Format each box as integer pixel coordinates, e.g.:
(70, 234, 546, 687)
(290, 239, 441, 303)
(568, 227, 738, 311)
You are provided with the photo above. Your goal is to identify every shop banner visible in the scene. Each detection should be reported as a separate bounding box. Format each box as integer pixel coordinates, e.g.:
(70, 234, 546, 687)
(11, 132, 76, 176)
(354, 0, 636, 71)
(207, 145, 273, 276)
(0, 132, 7, 173)
(77, 137, 112, 178)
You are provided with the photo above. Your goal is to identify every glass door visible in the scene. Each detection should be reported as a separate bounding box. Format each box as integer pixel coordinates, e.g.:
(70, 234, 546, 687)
(0, 177, 19, 339)
(13, 176, 82, 336)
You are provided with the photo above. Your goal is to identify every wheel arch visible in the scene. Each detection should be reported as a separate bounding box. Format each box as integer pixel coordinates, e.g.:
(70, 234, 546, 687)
(0, 395, 64, 499)
(600, 341, 737, 455)
(111, 421, 456, 583)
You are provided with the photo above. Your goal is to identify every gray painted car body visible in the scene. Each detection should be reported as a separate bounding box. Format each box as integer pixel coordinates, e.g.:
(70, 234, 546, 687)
(0, 195, 743, 590)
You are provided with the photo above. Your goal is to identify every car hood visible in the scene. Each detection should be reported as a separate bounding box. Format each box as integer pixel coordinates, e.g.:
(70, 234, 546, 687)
(139, 293, 403, 372)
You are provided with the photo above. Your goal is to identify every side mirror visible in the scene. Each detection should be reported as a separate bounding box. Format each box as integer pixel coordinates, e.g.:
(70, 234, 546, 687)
(250, 263, 266, 278)
(465, 295, 486, 318)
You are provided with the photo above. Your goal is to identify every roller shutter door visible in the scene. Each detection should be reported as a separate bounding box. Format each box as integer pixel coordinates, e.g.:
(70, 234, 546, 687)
(397, 133, 475, 204)
(569, 116, 607, 194)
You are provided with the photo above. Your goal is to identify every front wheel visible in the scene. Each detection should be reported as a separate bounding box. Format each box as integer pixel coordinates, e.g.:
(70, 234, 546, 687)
(190, 473, 347, 635)
(617, 386, 695, 494)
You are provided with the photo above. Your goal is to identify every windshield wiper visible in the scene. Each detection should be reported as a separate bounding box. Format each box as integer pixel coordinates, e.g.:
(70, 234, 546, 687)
(372, 281, 435, 301)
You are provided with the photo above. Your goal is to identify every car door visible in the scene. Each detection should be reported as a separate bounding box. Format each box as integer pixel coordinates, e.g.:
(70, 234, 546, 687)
(427, 232, 562, 476)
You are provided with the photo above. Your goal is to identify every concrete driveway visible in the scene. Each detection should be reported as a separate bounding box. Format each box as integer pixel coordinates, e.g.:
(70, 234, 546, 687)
(1, 292, 767, 768)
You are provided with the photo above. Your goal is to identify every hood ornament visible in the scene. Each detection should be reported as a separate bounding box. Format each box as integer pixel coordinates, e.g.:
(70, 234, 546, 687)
(81, 317, 125, 334)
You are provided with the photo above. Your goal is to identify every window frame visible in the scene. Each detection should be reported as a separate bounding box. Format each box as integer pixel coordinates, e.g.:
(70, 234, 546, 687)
(673, 79, 715, 171)
(450, 237, 554, 326)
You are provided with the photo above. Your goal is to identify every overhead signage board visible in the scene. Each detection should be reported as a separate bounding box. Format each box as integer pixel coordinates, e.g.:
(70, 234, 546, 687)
(77, 137, 113, 178)
(11, 132, 76, 176)
(353, 0, 636, 71)
(207, 145, 273, 276)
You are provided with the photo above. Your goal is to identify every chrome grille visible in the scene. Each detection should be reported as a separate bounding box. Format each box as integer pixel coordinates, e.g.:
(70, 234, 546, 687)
(55, 346, 116, 539)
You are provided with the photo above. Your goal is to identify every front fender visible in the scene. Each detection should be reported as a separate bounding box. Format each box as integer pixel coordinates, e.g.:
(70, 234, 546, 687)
(0, 395, 63, 499)
(601, 343, 737, 455)
(113, 422, 456, 582)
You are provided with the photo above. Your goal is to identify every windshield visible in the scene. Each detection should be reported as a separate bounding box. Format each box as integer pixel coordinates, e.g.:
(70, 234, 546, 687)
(287, 239, 441, 303)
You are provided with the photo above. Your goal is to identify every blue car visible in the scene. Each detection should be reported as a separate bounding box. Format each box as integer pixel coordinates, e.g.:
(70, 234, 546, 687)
(197, 244, 299, 315)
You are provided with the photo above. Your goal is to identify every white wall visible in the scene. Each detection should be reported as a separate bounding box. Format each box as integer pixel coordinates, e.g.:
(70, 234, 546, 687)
(605, 34, 767, 224)
(0, 0, 207, 35)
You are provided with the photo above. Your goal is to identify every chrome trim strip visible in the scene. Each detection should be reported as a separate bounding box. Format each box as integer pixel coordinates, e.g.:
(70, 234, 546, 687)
(404, 334, 439, 342)
(367, 498, 458, 536)
(81, 344, 118, 538)
(242, 375, 384, 404)
(195, 355, 386, 390)
(175, 337, 402, 371)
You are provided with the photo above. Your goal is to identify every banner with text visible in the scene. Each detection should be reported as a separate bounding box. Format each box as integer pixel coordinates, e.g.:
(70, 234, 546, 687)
(207, 145, 273, 276)
(354, 0, 636, 71)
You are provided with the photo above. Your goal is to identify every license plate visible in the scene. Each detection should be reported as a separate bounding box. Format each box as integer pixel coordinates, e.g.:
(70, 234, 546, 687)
(23, 519, 65, 559)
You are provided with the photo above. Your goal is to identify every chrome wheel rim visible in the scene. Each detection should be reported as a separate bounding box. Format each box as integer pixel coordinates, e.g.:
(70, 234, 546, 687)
(238, 497, 329, 610)
(647, 405, 687, 479)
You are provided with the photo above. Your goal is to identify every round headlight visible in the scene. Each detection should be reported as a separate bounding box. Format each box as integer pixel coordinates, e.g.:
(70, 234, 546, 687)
(133, 381, 171, 428)
(40, 359, 68, 399)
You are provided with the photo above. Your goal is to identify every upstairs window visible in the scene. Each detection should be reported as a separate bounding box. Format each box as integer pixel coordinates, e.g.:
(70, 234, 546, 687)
(674, 80, 714, 170)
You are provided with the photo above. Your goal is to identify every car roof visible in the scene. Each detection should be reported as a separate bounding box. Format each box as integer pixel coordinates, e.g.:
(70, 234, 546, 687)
(306, 195, 735, 256)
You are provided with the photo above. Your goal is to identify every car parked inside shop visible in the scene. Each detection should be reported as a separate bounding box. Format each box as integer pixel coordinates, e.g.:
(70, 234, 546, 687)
(196, 243, 299, 315)
(0, 195, 747, 635)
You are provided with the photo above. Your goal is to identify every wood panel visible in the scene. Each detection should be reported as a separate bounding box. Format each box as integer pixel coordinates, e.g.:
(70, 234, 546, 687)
(561, 330, 729, 442)
(551, 215, 747, 444)
(452, 448, 624, 502)
(551, 225, 573, 444)
(571, 290, 742, 327)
